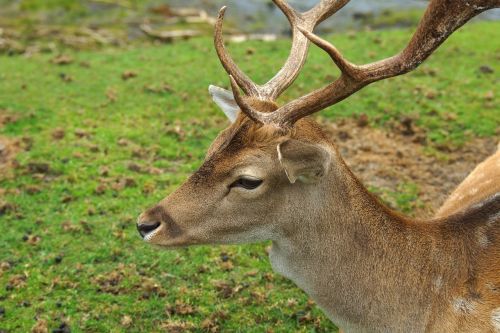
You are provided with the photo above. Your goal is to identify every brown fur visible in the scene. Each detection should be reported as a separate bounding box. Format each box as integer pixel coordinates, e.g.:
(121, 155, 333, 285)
(139, 114, 500, 332)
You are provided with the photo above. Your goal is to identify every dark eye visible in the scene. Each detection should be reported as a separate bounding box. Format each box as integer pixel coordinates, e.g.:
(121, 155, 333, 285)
(230, 177, 263, 190)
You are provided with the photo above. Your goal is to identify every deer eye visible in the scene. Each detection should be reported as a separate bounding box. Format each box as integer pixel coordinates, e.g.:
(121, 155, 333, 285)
(230, 177, 263, 190)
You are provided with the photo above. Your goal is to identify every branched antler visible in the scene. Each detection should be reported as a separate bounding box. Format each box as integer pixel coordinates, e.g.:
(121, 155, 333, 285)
(215, 0, 499, 127)
(215, 0, 350, 100)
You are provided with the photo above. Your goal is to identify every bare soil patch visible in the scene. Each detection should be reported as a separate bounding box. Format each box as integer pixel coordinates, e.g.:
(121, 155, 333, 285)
(321, 118, 498, 218)
(0, 112, 21, 180)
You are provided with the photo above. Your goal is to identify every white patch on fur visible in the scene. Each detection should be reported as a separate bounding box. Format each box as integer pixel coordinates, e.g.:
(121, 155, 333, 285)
(452, 298, 476, 314)
(469, 187, 479, 195)
(471, 201, 485, 210)
(476, 228, 490, 248)
(491, 308, 500, 332)
(433, 276, 443, 291)
(277, 143, 295, 184)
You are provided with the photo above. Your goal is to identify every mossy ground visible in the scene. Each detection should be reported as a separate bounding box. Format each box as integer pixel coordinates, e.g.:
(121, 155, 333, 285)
(0, 21, 498, 332)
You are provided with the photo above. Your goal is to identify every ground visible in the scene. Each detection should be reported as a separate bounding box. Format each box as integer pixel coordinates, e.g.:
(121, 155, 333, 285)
(0, 21, 498, 332)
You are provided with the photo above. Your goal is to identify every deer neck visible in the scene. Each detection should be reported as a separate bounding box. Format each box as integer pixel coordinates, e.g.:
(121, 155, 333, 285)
(269, 149, 450, 331)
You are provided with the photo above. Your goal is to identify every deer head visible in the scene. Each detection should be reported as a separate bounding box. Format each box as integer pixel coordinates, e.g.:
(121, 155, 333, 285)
(137, 0, 499, 248)
(137, 105, 334, 246)
(136, 2, 500, 331)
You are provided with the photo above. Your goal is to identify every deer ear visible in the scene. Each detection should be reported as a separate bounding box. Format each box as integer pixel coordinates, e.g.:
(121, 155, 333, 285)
(209, 85, 240, 123)
(277, 139, 331, 184)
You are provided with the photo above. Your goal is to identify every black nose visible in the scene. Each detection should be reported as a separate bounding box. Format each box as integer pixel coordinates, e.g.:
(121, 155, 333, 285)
(137, 221, 161, 238)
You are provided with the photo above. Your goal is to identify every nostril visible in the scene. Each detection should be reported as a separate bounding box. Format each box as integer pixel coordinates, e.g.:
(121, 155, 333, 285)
(137, 221, 161, 238)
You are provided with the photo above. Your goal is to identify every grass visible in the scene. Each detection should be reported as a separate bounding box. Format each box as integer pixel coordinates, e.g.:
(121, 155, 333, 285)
(0, 21, 498, 332)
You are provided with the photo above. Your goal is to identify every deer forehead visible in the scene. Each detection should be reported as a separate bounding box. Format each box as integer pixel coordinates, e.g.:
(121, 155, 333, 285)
(206, 116, 330, 163)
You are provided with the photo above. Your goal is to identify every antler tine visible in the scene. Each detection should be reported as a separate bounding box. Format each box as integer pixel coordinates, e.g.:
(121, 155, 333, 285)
(261, 0, 350, 100)
(267, 0, 500, 127)
(229, 75, 270, 124)
(304, 0, 350, 24)
(214, 7, 260, 96)
(272, 0, 298, 25)
(297, 26, 358, 78)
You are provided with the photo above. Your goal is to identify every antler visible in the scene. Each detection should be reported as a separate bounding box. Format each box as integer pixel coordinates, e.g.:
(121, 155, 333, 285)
(217, 0, 499, 127)
(215, 0, 350, 100)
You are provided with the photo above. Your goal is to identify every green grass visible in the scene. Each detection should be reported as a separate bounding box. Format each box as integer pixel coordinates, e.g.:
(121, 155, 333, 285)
(0, 21, 498, 332)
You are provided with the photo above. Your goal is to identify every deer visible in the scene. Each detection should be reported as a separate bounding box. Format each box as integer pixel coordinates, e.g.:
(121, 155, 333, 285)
(137, 0, 500, 331)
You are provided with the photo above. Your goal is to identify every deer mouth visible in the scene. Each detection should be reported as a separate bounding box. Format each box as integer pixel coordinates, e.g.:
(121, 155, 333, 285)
(142, 225, 162, 242)
(137, 217, 163, 242)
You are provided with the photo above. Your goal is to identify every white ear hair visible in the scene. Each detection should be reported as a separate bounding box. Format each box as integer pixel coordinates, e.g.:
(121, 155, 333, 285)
(208, 85, 240, 123)
(277, 140, 331, 184)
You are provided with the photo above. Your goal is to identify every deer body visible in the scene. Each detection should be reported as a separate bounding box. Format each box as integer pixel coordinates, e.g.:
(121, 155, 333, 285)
(267, 126, 500, 332)
(137, 0, 500, 331)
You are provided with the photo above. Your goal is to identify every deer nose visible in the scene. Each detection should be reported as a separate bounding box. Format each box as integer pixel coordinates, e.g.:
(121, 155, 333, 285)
(137, 220, 161, 238)
(137, 214, 161, 238)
